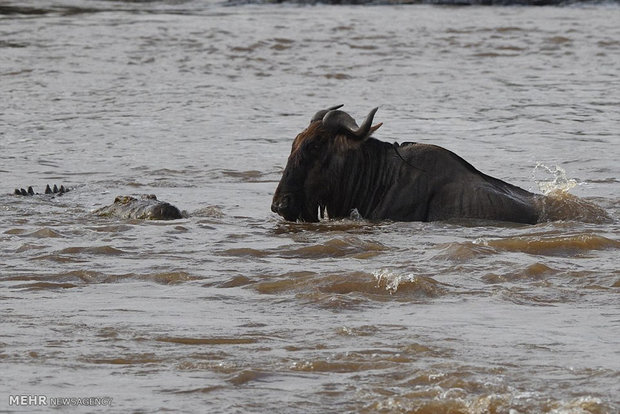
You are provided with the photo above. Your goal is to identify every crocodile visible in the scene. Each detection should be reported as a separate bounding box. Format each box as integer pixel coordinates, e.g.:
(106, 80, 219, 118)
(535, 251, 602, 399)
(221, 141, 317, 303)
(93, 194, 184, 220)
(13, 185, 184, 220)
(15, 184, 69, 196)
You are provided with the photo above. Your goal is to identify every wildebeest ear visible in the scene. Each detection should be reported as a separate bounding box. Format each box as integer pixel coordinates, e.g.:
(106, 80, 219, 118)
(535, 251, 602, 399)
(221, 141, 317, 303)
(323, 107, 381, 141)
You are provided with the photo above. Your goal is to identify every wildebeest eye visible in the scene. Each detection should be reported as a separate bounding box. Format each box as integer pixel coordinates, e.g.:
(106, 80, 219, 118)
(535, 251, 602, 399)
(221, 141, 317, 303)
(306, 141, 322, 154)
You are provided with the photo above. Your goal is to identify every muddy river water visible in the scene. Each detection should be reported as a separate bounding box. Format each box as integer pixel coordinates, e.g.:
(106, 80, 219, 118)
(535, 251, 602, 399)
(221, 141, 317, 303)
(1, 1, 619, 412)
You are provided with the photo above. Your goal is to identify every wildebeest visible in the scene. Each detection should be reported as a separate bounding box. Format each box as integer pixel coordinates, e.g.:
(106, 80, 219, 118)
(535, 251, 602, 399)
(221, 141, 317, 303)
(271, 105, 545, 224)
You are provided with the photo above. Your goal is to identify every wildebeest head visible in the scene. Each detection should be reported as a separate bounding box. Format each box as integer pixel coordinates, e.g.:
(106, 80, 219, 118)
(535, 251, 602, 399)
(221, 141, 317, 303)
(271, 105, 382, 222)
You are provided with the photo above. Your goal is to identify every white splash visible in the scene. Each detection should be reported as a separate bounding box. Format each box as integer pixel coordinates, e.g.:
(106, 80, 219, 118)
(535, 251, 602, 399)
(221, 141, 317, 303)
(532, 163, 578, 195)
(547, 396, 605, 414)
(372, 268, 416, 294)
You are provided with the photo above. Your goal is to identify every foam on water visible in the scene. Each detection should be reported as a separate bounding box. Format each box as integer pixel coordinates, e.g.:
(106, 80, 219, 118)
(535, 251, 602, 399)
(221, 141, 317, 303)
(530, 164, 612, 223)
(532, 163, 578, 195)
(373, 268, 415, 294)
(372, 268, 447, 297)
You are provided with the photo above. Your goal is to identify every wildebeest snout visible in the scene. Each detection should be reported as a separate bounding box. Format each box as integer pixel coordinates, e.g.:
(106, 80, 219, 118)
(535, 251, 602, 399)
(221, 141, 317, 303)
(271, 194, 291, 215)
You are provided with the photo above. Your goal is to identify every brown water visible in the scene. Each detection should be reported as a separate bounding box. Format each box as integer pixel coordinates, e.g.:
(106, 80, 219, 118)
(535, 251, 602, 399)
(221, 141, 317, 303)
(1, 1, 619, 413)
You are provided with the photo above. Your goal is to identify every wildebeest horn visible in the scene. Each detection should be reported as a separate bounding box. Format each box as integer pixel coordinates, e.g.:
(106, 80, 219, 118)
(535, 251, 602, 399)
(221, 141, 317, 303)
(322, 107, 380, 140)
(310, 104, 344, 123)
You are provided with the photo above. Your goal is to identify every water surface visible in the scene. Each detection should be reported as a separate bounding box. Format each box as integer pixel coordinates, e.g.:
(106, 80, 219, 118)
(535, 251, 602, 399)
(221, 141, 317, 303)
(1, 1, 619, 412)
